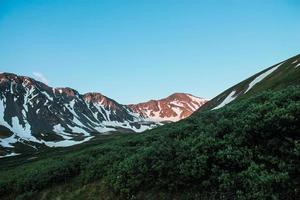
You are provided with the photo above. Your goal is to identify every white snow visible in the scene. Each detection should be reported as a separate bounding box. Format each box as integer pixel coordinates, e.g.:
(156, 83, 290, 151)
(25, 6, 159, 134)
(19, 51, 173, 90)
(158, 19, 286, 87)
(41, 91, 53, 101)
(0, 152, 21, 158)
(23, 86, 35, 113)
(65, 100, 79, 118)
(0, 94, 103, 148)
(63, 99, 92, 135)
(103, 107, 112, 121)
(53, 124, 72, 139)
(0, 135, 16, 148)
(10, 116, 40, 142)
(94, 126, 117, 133)
(143, 110, 180, 122)
(101, 120, 156, 133)
(244, 62, 284, 93)
(89, 107, 98, 120)
(170, 100, 184, 107)
(82, 113, 98, 126)
(190, 101, 200, 110)
(0, 97, 18, 147)
(292, 60, 298, 64)
(93, 103, 109, 120)
(136, 96, 207, 122)
(212, 90, 237, 110)
(295, 63, 300, 68)
(0, 95, 41, 147)
(69, 99, 76, 109)
(71, 116, 90, 132)
(0, 96, 9, 127)
(10, 82, 14, 94)
(0, 85, 164, 149)
(85, 102, 99, 121)
(22, 78, 30, 87)
(186, 95, 207, 111)
(187, 94, 205, 105)
(67, 124, 90, 136)
(42, 136, 94, 147)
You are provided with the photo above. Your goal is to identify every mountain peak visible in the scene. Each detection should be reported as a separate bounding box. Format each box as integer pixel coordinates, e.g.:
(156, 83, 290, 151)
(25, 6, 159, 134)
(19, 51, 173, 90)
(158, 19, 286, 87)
(167, 92, 190, 99)
(83, 92, 119, 109)
(128, 93, 208, 122)
(0, 72, 206, 156)
(53, 87, 79, 97)
(0, 72, 50, 91)
(83, 92, 105, 101)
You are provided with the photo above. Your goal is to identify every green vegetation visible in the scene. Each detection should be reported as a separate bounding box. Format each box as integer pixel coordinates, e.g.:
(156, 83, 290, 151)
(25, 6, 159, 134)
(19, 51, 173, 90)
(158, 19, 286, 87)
(0, 86, 299, 200)
(201, 55, 300, 111)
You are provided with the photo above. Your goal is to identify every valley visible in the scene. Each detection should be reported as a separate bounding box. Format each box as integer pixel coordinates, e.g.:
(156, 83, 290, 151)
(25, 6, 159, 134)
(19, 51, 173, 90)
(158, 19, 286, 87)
(0, 54, 299, 199)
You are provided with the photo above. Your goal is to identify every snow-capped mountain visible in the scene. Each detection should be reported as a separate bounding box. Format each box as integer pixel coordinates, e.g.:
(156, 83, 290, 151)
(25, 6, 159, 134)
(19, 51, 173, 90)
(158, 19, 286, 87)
(128, 93, 208, 122)
(199, 54, 300, 111)
(0, 73, 206, 156)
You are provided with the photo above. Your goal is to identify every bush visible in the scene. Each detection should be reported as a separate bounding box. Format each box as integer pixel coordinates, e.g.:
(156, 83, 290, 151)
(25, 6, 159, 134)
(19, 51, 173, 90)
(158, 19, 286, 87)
(0, 86, 299, 199)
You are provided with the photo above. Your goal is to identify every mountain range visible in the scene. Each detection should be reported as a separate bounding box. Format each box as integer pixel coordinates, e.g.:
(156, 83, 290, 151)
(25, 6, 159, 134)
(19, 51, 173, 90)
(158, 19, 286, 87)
(0, 54, 299, 199)
(0, 74, 207, 156)
(1, 54, 300, 158)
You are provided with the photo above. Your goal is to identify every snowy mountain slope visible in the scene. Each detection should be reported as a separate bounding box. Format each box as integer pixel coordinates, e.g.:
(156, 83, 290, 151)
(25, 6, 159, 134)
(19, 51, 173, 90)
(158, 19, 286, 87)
(0, 73, 205, 157)
(0, 74, 153, 155)
(199, 54, 300, 111)
(128, 93, 208, 122)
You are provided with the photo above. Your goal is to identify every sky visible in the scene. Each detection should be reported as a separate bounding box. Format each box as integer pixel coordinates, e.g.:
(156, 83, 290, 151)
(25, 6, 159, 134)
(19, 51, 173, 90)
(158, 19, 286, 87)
(0, 0, 299, 104)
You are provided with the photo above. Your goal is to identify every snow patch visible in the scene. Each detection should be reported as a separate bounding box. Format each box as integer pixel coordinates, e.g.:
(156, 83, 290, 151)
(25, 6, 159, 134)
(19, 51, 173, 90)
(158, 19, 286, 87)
(94, 126, 117, 133)
(0, 95, 42, 147)
(53, 124, 72, 139)
(0, 97, 18, 147)
(0, 152, 21, 158)
(101, 120, 156, 133)
(212, 91, 237, 110)
(41, 91, 53, 101)
(10, 116, 39, 142)
(244, 62, 284, 93)
(67, 124, 90, 136)
(42, 136, 94, 147)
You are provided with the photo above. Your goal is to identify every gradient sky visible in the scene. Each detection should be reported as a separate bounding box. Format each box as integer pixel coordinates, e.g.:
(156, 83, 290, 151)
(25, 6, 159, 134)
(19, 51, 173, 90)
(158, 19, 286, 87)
(0, 0, 299, 104)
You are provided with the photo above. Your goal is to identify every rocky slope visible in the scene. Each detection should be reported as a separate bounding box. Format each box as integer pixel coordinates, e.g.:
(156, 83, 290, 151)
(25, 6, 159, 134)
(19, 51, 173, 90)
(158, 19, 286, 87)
(0, 73, 205, 156)
(128, 93, 207, 122)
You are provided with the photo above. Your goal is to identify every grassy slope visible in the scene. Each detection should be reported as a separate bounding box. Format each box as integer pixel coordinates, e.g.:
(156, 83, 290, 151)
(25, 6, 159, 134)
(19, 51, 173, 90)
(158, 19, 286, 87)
(0, 86, 299, 200)
(199, 54, 300, 111)
(0, 133, 132, 170)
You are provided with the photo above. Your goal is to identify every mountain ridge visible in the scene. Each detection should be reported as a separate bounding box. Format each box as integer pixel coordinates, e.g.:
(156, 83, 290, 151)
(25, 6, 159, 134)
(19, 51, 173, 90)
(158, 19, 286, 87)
(0, 72, 206, 156)
(1, 53, 299, 199)
(198, 53, 300, 111)
(128, 92, 207, 122)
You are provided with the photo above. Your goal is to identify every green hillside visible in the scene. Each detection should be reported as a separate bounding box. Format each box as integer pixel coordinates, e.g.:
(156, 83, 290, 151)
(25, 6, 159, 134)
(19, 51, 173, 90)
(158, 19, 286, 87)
(0, 85, 299, 200)
(1, 55, 300, 200)
(200, 54, 300, 111)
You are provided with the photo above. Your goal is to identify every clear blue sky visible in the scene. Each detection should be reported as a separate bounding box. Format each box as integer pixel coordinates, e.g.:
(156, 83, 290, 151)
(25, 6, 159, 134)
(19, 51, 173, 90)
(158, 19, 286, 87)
(0, 0, 299, 104)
